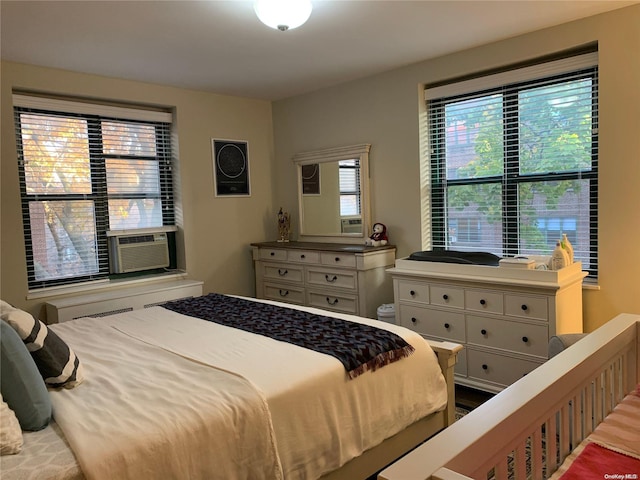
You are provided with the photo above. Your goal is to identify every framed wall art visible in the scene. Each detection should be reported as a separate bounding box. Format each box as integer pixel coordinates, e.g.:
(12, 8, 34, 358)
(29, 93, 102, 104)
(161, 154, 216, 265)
(212, 139, 250, 196)
(301, 163, 320, 195)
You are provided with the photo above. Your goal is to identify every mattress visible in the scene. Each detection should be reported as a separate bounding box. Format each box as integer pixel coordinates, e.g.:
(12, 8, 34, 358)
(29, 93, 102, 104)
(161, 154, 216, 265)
(1, 296, 447, 480)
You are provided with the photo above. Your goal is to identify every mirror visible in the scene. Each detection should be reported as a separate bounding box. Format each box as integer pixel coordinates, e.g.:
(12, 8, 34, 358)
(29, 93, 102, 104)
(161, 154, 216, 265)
(293, 144, 371, 240)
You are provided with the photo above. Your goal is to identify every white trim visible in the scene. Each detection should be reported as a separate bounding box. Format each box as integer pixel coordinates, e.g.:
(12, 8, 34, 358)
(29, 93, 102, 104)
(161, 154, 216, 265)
(424, 52, 598, 100)
(106, 226, 178, 237)
(12, 94, 172, 123)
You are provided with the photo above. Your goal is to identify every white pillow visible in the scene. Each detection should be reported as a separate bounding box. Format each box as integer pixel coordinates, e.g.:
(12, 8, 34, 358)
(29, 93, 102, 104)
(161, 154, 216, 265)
(0, 393, 23, 455)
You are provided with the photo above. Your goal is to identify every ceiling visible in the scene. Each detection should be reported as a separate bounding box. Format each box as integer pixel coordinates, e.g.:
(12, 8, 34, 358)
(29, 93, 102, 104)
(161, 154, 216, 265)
(1, 1, 637, 101)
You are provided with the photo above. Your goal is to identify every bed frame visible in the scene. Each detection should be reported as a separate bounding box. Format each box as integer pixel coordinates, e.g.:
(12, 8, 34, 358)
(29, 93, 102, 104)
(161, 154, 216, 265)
(321, 339, 462, 480)
(379, 313, 640, 480)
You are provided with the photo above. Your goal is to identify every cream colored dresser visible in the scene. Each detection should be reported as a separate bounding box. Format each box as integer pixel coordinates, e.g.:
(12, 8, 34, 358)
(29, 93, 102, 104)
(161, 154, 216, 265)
(251, 241, 395, 318)
(388, 259, 586, 393)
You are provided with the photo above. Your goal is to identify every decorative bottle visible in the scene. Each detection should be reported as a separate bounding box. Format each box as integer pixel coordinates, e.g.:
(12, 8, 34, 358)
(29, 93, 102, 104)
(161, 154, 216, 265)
(561, 233, 574, 264)
(551, 241, 570, 271)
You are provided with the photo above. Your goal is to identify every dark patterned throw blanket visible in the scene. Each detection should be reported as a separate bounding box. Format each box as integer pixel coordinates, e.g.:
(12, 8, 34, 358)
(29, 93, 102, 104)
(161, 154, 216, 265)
(162, 294, 414, 379)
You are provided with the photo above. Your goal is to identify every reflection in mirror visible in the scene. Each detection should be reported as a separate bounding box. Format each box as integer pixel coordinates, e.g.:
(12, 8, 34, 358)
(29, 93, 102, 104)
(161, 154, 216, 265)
(293, 144, 370, 240)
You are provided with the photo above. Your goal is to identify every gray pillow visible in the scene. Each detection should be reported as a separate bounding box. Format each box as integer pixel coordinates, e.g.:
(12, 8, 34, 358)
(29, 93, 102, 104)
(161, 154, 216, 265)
(0, 320, 51, 431)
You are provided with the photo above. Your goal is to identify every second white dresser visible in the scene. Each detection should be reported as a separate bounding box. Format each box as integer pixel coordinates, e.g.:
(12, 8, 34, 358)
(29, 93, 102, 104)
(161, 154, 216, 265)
(251, 241, 395, 318)
(388, 259, 586, 393)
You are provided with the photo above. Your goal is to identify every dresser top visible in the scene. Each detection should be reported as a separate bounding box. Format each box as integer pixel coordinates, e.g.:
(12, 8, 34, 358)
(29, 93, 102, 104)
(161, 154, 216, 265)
(251, 241, 395, 254)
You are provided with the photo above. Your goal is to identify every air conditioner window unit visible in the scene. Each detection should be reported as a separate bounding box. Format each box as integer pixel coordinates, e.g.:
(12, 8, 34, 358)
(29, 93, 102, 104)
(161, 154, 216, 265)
(341, 217, 362, 234)
(109, 231, 170, 274)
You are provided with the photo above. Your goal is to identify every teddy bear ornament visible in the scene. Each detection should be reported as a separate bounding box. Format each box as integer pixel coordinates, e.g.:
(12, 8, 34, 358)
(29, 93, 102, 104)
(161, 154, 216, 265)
(365, 222, 388, 247)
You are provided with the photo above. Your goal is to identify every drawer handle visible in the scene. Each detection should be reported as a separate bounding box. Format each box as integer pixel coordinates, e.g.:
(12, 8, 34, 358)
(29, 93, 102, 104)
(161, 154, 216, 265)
(334, 257, 341, 262)
(411, 317, 417, 324)
(522, 336, 529, 343)
(409, 290, 416, 296)
(325, 274, 338, 283)
(444, 323, 450, 329)
(270, 252, 275, 256)
(278, 269, 288, 276)
(326, 297, 339, 306)
(480, 299, 486, 306)
(279, 289, 289, 297)
(521, 304, 528, 311)
(442, 294, 449, 301)
(481, 329, 487, 336)
(482, 364, 488, 370)
(300, 254, 306, 259)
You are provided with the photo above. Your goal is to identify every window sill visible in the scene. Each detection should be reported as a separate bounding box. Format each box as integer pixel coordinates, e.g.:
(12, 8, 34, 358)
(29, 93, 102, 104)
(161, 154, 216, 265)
(27, 270, 191, 301)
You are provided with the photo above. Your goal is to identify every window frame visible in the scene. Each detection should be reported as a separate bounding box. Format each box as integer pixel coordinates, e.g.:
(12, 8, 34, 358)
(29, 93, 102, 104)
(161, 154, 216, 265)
(13, 96, 175, 290)
(424, 54, 599, 278)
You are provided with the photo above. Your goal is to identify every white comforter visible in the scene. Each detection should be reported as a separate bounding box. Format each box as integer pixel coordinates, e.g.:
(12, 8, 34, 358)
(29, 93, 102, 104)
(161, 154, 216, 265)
(50, 298, 447, 480)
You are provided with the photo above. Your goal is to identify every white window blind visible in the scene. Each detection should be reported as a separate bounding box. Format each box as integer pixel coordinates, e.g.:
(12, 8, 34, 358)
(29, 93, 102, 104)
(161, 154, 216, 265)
(13, 94, 175, 289)
(424, 52, 598, 277)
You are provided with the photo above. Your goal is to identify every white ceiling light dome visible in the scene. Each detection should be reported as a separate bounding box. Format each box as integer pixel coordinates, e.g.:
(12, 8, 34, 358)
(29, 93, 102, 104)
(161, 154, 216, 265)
(254, 0, 313, 32)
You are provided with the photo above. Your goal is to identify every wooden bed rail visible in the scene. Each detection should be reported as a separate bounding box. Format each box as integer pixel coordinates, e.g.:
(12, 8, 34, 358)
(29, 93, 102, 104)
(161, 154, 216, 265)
(379, 313, 640, 480)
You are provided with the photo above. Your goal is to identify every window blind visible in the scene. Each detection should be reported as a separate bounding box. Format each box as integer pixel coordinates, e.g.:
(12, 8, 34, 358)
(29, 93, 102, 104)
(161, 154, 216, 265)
(13, 95, 175, 290)
(425, 53, 598, 277)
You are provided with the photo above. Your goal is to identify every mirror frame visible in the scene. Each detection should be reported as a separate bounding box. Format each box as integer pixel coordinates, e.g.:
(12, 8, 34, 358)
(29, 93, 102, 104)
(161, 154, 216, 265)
(293, 144, 371, 242)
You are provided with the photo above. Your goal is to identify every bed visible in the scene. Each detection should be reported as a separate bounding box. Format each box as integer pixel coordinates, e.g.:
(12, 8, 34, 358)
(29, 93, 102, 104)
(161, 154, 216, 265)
(379, 312, 640, 480)
(0, 294, 461, 480)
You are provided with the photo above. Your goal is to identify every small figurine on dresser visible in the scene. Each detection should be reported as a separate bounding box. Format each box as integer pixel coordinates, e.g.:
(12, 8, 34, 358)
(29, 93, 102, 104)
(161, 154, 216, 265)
(277, 207, 291, 242)
(365, 222, 388, 247)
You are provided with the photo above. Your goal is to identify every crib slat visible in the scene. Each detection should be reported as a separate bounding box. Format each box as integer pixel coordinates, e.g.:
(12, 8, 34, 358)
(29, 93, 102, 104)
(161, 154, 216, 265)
(546, 416, 558, 472)
(532, 427, 543, 480)
(494, 457, 508, 480)
(513, 443, 527, 479)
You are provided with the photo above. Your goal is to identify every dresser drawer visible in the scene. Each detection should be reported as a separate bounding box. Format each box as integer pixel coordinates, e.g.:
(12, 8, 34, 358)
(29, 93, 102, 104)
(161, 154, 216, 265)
(505, 294, 548, 321)
(308, 290, 358, 314)
(467, 348, 543, 388)
(287, 250, 320, 264)
(307, 267, 357, 291)
(399, 305, 465, 343)
(396, 280, 430, 304)
(467, 315, 548, 358)
(260, 248, 287, 261)
(262, 263, 304, 283)
(263, 283, 305, 305)
(430, 285, 465, 309)
(320, 252, 357, 268)
(465, 290, 503, 315)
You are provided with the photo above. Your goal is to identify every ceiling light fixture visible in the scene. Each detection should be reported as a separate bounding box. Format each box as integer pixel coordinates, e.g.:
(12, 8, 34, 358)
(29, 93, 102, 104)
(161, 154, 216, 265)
(254, 0, 313, 32)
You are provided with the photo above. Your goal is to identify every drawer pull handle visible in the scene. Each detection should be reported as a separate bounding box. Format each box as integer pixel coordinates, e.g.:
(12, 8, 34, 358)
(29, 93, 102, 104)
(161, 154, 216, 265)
(411, 317, 417, 324)
(442, 294, 449, 301)
(444, 323, 450, 329)
(481, 329, 487, 335)
(325, 274, 338, 283)
(334, 257, 341, 262)
(521, 304, 528, 311)
(482, 364, 488, 370)
(279, 289, 289, 297)
(480, 299, 486, 305)
(278, 269, 288, 276)
(300, 254, 306, 259)
(326, 297, 339, 306)
(270, 252, 275, 256)
(409, 290, 416, 296)
(522, 336, 529, 343)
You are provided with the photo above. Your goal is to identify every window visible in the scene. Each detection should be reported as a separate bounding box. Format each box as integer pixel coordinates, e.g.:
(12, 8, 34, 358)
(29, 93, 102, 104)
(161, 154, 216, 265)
(338, 159, 361, 217)
(13, 95, 175, 290)
(424, 52, 598, 277)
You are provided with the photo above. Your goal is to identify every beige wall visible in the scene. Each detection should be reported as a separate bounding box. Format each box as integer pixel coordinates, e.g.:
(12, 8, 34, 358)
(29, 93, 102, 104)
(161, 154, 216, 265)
(1, 62, 276, 317)
(272, 5, 640, 332)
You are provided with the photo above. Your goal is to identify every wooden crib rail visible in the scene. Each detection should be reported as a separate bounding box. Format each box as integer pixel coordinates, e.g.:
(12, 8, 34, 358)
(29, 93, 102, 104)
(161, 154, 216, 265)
(378, 313, 640, 480)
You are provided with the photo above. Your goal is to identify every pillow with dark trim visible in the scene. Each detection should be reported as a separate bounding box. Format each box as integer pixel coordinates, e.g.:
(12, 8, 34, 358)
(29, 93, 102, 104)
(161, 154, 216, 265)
(0, 301, 84, 389)
(0, 320, 51, 431)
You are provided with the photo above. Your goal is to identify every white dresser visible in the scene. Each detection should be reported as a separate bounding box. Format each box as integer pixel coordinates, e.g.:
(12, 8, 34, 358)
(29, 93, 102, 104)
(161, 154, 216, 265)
(388, 259, 586, 393)
(251, 241, 396, 318)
